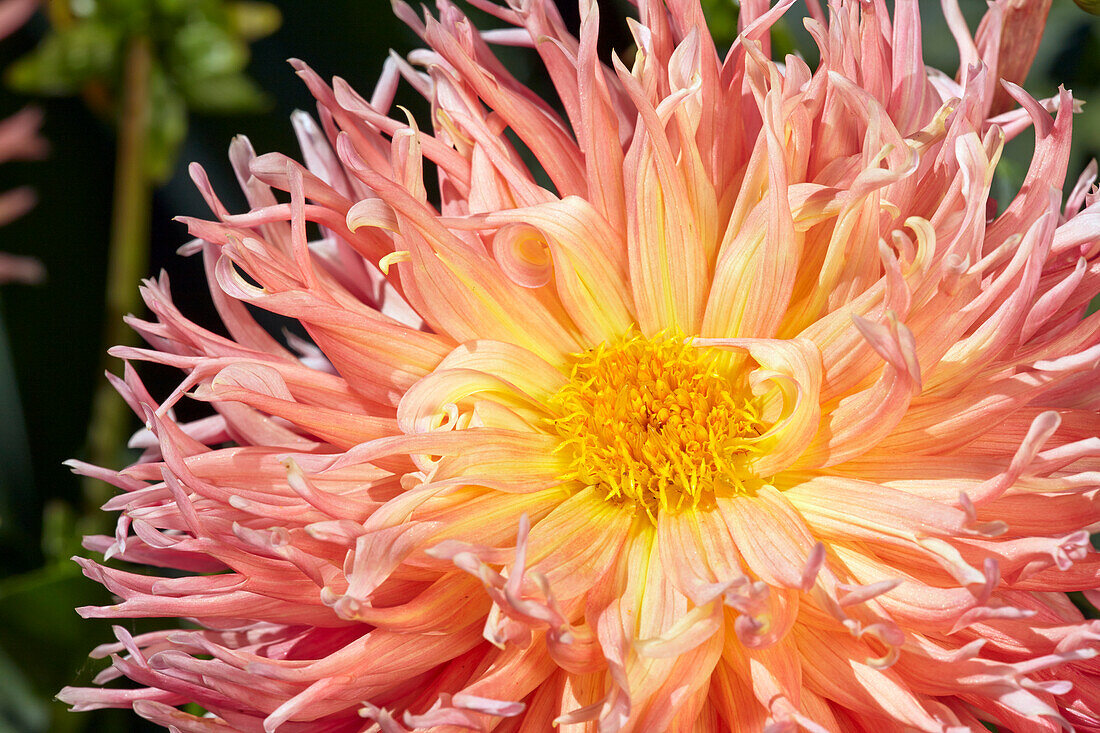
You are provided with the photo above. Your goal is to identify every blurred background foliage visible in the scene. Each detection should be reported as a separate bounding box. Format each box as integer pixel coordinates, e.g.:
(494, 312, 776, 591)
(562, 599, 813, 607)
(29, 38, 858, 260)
(0, 0, 1097, 731)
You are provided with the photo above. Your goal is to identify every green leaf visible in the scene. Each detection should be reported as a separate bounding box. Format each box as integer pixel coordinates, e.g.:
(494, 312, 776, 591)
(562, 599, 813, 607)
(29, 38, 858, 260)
(0, 646, 49, 733)
(40, 501, 84, 565)
(180, 71, 270, 114)
(1069, 589, 1100, 618)
(152, 0, 198, 17)
(103, 0, 153, 27)
(143, 64, 188, 182)
(5, 23, 122, 96)
(0, 563, 102, 695)
(700, 0, 739, 48)
(1074, 0, 1100, 16)
(770, 18, 800, 61)
(226, 1, 282, 42)
(170, 20, 250, 78)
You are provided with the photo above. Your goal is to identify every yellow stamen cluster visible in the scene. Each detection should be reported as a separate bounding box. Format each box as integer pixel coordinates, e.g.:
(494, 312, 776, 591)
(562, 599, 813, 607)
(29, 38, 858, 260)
(548, 331, 764, 523)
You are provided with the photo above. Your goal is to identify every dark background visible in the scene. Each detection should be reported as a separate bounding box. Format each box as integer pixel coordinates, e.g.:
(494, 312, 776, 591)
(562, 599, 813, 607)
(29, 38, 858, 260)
(0, 1, 1097, 730)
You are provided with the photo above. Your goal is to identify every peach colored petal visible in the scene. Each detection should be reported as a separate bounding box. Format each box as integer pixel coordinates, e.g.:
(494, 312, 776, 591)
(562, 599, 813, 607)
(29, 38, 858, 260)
(718, 486, 817, 591)
(614, 49, 711, 335)
(466, 197, 635, 343)
(796, 314, 921, 468)
(697, 337, 824, 475)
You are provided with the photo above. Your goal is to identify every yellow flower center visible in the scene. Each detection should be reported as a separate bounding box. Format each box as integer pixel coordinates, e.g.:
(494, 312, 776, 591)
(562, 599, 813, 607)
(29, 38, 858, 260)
(548, 331, 764, 523)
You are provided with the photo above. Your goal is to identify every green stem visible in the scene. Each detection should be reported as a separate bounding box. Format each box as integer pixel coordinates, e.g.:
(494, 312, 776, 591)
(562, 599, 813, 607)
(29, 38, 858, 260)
(81, 36, 153, 523)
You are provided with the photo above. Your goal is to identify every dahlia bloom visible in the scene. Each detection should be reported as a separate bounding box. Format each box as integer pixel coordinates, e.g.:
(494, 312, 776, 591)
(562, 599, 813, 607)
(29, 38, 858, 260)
(60, 0, 1100, 730)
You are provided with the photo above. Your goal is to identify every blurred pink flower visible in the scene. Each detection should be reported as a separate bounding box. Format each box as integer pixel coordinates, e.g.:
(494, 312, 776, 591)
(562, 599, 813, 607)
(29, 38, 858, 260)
(0, 0, 44, 285)
(0, 249, 44, 283)
(61, 0, 1100, 730)
(0, 109, 46, 285)
(0, 0, 34, 38)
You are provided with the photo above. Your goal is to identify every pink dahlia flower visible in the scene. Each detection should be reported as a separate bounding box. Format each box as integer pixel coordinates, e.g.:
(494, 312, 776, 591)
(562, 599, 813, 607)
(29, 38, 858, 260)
(62, 0, 1100, 730)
